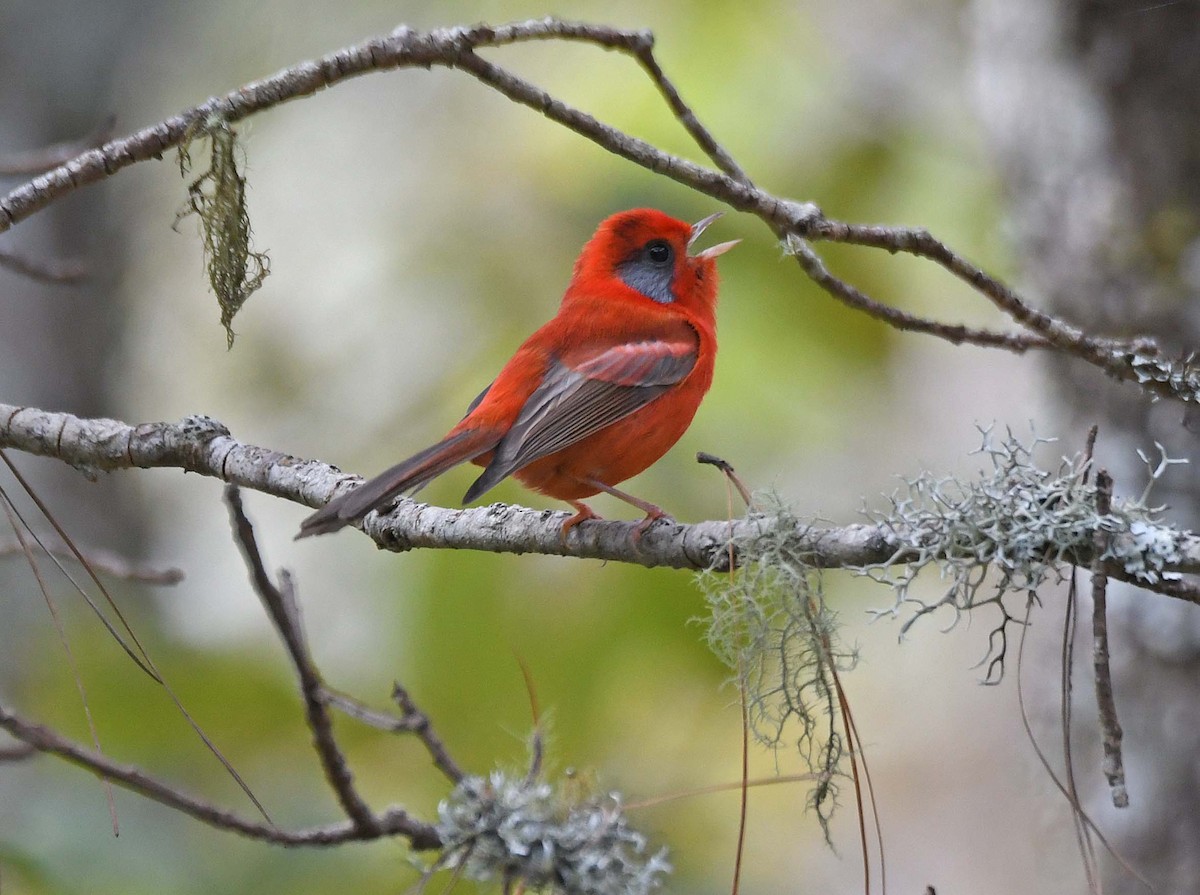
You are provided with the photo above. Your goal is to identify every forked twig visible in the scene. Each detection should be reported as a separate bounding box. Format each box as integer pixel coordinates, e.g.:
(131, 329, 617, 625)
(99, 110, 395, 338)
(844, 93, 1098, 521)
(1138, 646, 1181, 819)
(319, 686, 465, 785)
(0, 700, 441, 848)
(225, 484, 378, 831)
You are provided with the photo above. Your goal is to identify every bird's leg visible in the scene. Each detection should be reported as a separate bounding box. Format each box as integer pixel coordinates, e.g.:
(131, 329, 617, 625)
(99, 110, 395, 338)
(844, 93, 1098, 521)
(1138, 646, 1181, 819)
(560, 500, 600, 546)
(579, 478, 673, 544)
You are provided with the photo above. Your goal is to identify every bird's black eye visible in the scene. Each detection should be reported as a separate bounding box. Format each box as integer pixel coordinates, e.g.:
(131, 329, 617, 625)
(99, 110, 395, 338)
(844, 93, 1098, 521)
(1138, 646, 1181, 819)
(617, 238, 677, 303)
(645, 240, 672, 265)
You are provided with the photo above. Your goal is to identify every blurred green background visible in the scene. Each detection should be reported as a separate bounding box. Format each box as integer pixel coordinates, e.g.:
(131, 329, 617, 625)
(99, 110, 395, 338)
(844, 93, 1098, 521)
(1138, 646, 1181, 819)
(0, 1, 1083, 893)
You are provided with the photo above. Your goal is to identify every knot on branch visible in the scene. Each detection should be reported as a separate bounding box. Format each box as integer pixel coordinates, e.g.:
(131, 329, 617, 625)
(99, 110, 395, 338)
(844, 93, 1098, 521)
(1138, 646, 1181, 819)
(773, 198, 823, 234)
(433, 770, 670, 895)
(177, 414, 232, 441)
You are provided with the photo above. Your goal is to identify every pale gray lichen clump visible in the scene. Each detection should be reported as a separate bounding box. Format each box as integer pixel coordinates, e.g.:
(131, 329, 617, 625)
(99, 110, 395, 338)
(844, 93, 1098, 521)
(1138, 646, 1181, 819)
(1123, 344, 1200, 404)
(867, 429, 1189, 637)
(433, 771, 670, 895)
(699, 427, 1190, 832)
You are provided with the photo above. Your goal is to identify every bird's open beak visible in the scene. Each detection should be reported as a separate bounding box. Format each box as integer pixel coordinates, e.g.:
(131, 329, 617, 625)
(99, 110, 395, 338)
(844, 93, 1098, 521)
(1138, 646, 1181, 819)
(688, 211, 740, 260)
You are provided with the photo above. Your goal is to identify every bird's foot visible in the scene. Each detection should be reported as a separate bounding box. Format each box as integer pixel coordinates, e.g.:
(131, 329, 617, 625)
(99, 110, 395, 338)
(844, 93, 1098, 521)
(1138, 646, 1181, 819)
(631, 506, 673, 548)
(560, 501, 600, 548)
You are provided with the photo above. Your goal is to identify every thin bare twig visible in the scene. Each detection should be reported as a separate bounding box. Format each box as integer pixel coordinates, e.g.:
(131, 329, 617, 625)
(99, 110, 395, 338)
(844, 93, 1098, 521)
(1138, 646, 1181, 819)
(0, 457, 155, 676)
(0, 247, 87, 284)
(1, 492, 118, 834)
(786, 235, 1052, 352)
(0, 538, 182, 585)
(0, 116, 116, 176)
(696, 452, 754, 509)
(0, 742, 36, 761)
(1014, 598, 1150, 890)
(0, 449, 269, 821)
(223, 485, 377, 833)
(732, 670, 749, 895)
(806, 221, 1200, 403)
(628, 46, 752, 185)
(0, 700, 441, 849)
(819, 611, 886, 895)
(1092, 470, 1128, 809)
(317, 687, 465, 785)
(0, 21, 802, 236)
(1061, 573, 1102, 893)
(391, 685, 467, 784)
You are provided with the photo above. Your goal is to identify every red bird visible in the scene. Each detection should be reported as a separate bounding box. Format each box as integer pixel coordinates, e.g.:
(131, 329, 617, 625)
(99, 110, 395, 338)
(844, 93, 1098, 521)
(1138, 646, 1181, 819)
(297, 208, 737, 541)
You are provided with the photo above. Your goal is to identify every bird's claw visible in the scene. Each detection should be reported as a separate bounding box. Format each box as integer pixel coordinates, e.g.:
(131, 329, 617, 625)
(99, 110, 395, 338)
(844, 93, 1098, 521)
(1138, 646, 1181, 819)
(630, 509, 673, 548)
(559, 504, 600, 548)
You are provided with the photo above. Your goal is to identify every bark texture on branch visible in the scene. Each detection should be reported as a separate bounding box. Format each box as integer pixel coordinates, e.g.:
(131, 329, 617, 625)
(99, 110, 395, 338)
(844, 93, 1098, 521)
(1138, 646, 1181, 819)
(4, 402, 1200, 596)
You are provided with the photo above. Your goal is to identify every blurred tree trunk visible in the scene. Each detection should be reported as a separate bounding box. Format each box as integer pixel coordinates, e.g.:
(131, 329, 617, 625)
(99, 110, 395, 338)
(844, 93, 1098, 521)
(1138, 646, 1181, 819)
(971, 1, 1200, 889)
(0, 1, 155, 645)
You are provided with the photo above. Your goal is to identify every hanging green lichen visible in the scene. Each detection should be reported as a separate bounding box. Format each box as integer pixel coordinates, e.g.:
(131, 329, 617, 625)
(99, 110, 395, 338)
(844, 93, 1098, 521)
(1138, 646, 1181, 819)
(176, 115, 269, 348)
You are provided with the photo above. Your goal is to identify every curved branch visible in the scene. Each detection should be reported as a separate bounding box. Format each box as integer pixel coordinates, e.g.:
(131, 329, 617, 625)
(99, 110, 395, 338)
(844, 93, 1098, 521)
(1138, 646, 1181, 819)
(786, 236, 1051, 352)
(0, 701, 441, 849)
(1, 17, 1192, 404)
(806, 222, 1200, 403)
(2, 402, 1198, 603)
(0, 19, 810, 236)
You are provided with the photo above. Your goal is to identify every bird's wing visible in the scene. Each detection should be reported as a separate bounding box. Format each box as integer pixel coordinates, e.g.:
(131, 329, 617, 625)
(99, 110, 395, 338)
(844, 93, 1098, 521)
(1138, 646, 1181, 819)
(462, 337, 697, 502)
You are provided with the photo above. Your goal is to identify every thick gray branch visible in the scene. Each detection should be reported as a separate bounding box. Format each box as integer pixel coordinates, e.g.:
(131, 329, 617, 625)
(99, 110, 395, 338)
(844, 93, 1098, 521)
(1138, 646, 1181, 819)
(3, 403, 1198, 602)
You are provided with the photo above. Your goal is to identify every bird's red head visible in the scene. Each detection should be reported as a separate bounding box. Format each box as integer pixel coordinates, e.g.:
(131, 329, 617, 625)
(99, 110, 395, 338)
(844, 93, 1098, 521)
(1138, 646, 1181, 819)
(567, 208, 738, 319)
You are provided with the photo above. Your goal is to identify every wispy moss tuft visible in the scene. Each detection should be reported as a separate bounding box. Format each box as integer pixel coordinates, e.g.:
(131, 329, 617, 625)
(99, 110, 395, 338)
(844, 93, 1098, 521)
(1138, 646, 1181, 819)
(176, 115, 269, 348)
(700, 497, 855, 840)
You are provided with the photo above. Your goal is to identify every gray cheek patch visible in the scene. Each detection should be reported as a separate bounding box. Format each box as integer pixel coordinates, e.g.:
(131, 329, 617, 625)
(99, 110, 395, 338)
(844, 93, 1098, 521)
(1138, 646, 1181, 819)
(617, 259, 676, 304)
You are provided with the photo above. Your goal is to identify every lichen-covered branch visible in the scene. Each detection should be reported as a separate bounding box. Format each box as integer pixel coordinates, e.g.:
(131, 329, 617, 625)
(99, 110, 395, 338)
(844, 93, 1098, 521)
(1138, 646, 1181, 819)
(432, 770, 670, 895)
(3, 403, 1198, 603)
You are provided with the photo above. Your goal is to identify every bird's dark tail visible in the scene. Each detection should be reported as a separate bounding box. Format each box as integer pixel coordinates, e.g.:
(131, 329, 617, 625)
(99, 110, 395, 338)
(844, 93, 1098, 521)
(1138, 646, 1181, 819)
(296, 428, 500, 539)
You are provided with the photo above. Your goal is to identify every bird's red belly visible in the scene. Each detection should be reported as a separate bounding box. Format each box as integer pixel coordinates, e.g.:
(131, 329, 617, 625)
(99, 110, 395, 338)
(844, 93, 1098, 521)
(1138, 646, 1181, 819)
(508, 382, 706, 500)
